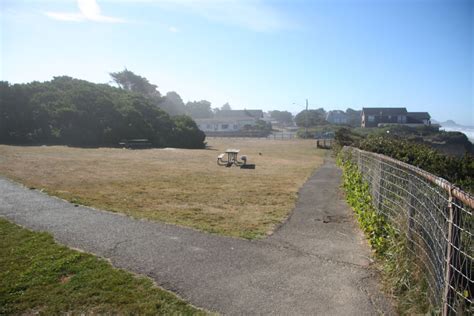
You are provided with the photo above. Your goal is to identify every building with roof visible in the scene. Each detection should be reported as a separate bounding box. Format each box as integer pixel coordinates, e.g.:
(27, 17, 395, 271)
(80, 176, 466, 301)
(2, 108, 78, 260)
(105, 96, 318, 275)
(406, 112, 431, 125)
(361, 107, 431, 128)
(195, 109, 264, 134)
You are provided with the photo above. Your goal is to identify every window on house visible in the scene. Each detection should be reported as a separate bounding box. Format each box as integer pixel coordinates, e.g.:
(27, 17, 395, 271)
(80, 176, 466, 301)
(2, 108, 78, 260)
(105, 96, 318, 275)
(233, 124, 238, 129)
(206, 124, 211, 129)
(368, 115, 375, 122)
(221, 124, 229, 129)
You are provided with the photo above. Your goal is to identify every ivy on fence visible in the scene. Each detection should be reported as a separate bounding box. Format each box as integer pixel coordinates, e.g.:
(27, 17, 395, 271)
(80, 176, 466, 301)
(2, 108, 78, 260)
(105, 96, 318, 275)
(338, 155, 432, 314)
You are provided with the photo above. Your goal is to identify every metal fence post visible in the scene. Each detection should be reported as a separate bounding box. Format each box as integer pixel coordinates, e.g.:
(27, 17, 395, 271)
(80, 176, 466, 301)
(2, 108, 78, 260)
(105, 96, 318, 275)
(442, 188, 460, 316)
(407, 175, 416, 251)
(376, 159, 384, 212)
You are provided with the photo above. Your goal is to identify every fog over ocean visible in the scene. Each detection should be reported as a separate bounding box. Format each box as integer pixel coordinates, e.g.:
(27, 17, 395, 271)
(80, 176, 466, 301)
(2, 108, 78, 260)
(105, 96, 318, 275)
(441, 126, 474, 144)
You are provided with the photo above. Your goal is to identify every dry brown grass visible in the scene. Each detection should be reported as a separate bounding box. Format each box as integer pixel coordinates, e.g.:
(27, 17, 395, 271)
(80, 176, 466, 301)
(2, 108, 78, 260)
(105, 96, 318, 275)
(0, 138, 325, 238)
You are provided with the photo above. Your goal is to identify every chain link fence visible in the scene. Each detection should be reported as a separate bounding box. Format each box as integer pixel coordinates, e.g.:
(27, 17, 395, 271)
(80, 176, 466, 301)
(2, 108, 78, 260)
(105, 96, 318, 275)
(341, 146, 473, 315)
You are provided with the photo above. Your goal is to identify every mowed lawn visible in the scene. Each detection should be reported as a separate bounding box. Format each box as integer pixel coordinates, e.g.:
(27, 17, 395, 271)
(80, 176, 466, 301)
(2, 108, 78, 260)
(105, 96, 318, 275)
(0, 138, 324, 238)
(0, 218, 205, 315)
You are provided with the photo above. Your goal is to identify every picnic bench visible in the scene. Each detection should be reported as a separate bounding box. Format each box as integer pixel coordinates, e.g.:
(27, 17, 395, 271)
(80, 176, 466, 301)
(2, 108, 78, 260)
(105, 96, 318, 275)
(119, 139, 152, 149)
(217, 149, 255, 169)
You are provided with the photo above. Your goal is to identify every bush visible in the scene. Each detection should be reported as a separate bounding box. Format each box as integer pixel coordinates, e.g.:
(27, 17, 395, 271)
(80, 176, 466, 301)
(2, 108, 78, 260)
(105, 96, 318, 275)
(0, 77, 206, 149)
(338, 156, 431, 314)
(170, 115, 206, 149)
(334, 129, 474, 192)
(358, 136, 474, 192)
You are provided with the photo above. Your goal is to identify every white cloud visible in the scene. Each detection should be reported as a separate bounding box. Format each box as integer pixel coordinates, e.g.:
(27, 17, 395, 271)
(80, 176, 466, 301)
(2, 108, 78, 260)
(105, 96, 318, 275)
(185, 0, 286, 32)
(44, 0, 125, 23)
(102, 0, 292, 31)
(44, 11, 84, 22)
(168, 26, 179, 33)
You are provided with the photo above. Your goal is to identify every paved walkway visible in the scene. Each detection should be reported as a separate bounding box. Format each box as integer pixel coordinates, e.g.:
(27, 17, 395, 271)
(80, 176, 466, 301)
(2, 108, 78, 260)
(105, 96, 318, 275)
(0, 158, 394, 315)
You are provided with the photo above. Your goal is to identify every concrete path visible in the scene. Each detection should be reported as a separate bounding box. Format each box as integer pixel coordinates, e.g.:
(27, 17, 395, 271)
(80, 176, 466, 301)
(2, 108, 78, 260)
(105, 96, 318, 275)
(0, 158, 394, 315)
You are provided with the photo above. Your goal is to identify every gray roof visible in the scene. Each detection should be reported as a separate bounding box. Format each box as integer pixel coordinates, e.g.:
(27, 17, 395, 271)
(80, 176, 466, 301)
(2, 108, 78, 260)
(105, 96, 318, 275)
(195, 117, 256, 123)
(362, 107, 407, 116)
(407, 112, 431, 120)
(215, 110, 263, 119)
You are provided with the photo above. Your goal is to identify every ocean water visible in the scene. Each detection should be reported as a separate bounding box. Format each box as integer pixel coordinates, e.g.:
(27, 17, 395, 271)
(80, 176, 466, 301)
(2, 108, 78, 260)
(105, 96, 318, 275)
(441, 126, 474, 144)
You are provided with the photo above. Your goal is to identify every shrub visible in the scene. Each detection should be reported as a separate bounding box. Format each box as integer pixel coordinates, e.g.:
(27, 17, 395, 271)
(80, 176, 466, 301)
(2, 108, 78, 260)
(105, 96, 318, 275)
(334, 129, 474, 192)
(338, 156, 431, 314)
(0, 77, 206, 149)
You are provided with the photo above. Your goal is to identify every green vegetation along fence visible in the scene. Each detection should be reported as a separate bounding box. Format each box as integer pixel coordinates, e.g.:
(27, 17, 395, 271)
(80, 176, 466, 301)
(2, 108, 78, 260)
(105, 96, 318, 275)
(341, 146, 473, 315)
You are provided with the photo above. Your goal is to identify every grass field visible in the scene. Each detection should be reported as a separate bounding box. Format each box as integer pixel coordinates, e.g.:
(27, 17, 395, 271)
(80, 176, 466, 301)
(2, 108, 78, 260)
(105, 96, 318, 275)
(0, 218, 205, 315)
(0, 138, 324, 238)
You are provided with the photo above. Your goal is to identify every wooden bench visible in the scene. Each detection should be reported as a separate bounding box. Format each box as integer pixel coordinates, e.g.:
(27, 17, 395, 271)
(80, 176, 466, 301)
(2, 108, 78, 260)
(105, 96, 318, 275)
(119, 139, 152, 149)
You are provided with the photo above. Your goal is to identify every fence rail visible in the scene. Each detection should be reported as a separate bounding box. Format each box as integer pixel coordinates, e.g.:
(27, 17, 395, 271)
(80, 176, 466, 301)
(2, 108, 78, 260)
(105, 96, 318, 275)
(341, 146, 473, 315)
(315, 138, 334, 149)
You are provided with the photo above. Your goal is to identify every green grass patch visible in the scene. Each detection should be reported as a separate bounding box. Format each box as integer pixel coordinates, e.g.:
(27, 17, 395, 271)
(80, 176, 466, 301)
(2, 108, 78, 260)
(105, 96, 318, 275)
(337, 156, 432, 314)
(0, 218, 206, 315)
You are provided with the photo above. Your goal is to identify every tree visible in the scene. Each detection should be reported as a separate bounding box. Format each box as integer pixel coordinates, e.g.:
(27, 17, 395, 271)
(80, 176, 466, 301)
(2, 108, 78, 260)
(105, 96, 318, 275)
(171, 115, 206, 149)
(294, 108, 327, 127)
(158, 91, 186, 116)
(0, 77, 205, 149)
(221, 102, 232, 111)
(110, 68, 160, 97)
(269, 110, 293, 125)
(345, 108, 362, 127)
(185, 100, 213, 119)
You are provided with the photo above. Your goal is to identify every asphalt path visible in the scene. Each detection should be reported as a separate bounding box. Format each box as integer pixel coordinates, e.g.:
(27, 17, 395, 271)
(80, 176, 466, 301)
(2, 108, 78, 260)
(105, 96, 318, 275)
(0, 158, 394, 315)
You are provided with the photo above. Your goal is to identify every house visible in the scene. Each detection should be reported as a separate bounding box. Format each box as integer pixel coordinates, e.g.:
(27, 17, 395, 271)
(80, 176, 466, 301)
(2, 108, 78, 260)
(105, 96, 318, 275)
(361, 107, 431, 128)
(195, 109, 263, 134)
(361, 108, 407, 128)
(406, 112, 431, 125)
(326, 110, 348, 124)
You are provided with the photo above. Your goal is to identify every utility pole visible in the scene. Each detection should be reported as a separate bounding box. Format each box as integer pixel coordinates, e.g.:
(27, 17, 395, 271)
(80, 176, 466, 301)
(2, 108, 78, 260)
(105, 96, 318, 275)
(305, 99, 309, 138)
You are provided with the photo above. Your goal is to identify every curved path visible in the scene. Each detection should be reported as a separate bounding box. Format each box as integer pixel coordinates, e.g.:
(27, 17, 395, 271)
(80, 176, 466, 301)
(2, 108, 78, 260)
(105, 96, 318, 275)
(0, 158, 394, 315)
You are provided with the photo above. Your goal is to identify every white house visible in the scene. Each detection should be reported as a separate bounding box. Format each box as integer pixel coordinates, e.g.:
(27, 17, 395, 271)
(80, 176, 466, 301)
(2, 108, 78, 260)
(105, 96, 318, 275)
(195, 109, 263, 133)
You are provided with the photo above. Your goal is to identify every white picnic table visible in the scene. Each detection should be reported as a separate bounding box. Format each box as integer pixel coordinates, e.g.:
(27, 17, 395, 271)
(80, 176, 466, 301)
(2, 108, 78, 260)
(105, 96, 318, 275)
(217, 149, 246, 167)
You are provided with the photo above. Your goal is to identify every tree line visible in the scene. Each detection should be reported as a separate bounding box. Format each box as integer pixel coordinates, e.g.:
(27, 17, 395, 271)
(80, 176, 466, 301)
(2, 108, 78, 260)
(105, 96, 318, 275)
(0, 75, 206, 148)
(109, 69, 226, 119)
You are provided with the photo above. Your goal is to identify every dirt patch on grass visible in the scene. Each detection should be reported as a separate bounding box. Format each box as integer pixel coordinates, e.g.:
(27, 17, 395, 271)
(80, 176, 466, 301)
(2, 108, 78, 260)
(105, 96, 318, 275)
(0, 138, 324, 238)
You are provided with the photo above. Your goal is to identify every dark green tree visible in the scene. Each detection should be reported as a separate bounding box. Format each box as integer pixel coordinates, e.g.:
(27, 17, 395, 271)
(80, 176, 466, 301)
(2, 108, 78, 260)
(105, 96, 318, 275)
(185, 100, 213, 119)
(171, 115, 206, 149)
(110, 68, 160, 97)
(269, 110, 293, 124)
(294, 108, 327, 127)
(158, 91, 186, 116)
(0, 77, 205, 149)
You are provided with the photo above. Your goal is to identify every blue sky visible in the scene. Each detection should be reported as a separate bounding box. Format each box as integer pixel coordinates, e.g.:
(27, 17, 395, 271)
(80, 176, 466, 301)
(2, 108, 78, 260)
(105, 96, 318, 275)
(1, 0, 473, 125)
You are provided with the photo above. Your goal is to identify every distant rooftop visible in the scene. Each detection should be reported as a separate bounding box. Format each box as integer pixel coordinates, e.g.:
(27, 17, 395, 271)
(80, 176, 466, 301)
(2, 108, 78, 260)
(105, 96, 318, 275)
(194, 117, 257, 123)
(215, 110, 263, 119)
(362, 107, 407, 116)
(407, 112, 431, 120)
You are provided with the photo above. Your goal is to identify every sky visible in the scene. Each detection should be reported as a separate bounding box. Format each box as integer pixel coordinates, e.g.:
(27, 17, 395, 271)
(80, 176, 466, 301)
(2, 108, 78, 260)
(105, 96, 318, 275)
(1, 0, 473, 125)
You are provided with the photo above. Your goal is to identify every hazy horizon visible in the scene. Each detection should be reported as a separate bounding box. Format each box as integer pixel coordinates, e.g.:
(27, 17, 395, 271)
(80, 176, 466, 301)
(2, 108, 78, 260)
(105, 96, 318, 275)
(1, 0, 473, 125)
